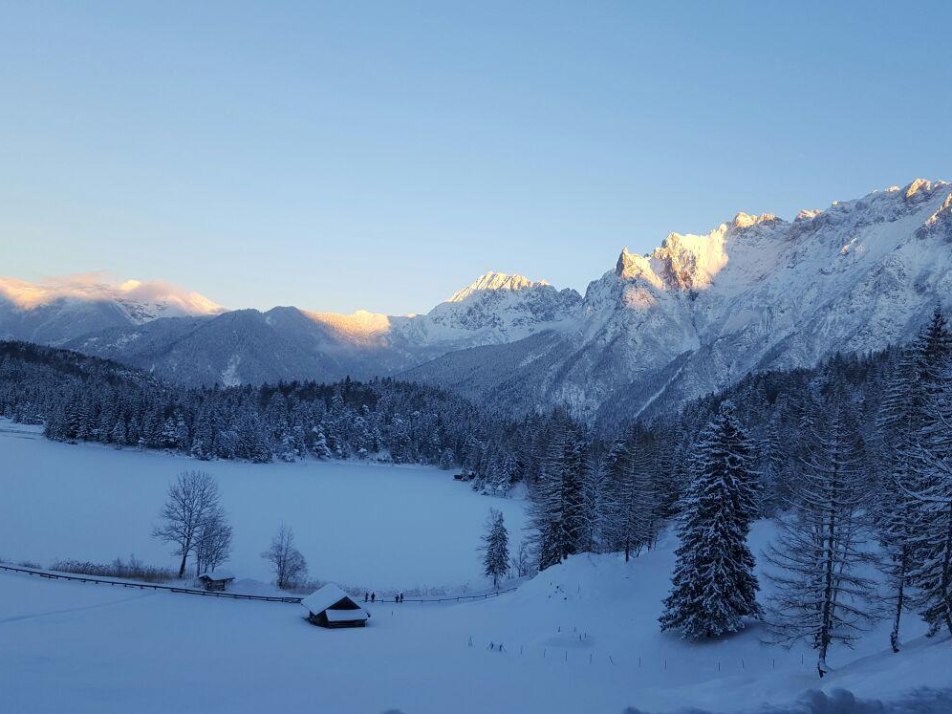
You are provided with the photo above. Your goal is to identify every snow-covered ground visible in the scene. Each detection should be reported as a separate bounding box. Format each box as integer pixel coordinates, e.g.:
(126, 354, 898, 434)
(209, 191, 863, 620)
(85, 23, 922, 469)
(0, 423, 527, 592)
(0, 524, 949, 713)
(2, 427, 950, 713)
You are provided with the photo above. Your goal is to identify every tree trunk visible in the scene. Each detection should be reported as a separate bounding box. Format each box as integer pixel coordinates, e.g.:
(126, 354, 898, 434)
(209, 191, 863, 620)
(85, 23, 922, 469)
(941, 501, 952, 640)
(178, 536, 191, 578)
(818, 496, 837, 678)
(890, 547, 907, 654)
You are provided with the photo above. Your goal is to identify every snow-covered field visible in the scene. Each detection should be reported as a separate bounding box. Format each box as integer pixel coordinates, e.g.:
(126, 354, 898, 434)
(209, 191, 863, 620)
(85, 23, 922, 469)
(1, 525, 950, 714)
(0, 423, 527, 591)
(2, 427, 951, 713)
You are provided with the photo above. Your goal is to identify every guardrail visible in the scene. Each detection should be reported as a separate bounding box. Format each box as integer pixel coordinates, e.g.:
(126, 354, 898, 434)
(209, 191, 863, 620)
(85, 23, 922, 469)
(0, 563, 521, 605)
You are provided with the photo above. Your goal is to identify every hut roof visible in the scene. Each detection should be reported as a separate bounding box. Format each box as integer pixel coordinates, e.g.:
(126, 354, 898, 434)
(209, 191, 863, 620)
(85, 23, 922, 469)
(199, 570, 235, 582)
(301, 583, 358, 614)
(325, 608, 369, 623)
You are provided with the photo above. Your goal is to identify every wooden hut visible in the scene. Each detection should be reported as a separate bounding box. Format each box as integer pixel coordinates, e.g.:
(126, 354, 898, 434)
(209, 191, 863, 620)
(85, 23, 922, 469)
(301, 584, 370, 628)
(197, 570, 235, 592)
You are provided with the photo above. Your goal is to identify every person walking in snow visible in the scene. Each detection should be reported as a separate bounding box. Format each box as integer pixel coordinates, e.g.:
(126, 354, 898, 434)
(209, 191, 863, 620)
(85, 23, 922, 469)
(370, 592, 375, 603)
(364, 592, 369, 602)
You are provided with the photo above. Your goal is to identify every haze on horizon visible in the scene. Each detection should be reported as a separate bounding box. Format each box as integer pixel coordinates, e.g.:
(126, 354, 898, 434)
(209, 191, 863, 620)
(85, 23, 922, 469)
(2, 1, 951, 315)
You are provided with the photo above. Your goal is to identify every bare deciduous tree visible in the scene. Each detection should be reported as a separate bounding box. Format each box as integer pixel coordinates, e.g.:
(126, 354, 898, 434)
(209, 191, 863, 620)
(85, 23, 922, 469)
(152, 471, 223, 578)
(194, 506, 233, 576)
(511, 540, 533, 578)
(262, 524, 308, 590)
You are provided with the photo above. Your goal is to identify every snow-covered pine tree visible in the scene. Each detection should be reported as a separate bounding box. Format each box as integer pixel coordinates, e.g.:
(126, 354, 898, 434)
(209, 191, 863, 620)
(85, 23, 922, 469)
(605, 427, 663, 562)
(439, 447, 456, 470)
(758, 414, 788, 517)
(580, 453, 611, 553)
(481, 509, 510, 589)
(528, 416, 587, 571)
(659, 400, 761, 639)
(764, 395, 876, 677)
(875, 345, 926, 652)
(602, 438, 631, 554)
(904, 309, 952, 639)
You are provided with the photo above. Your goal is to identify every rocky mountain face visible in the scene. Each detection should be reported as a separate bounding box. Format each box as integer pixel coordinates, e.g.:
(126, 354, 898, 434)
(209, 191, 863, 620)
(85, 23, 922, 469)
(407, 179, 952, 422)
(6, 179, 952, 421)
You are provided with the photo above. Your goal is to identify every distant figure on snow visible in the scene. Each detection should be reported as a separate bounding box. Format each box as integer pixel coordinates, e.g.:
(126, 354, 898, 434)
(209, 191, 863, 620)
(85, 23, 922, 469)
(371, 592, 376, 603)
(364, 592, 369, 602)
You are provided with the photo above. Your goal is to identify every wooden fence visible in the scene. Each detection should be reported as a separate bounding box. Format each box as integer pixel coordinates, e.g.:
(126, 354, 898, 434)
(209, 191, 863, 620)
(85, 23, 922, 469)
(0, 563, 301, 603)
(0, 563, 519, 605)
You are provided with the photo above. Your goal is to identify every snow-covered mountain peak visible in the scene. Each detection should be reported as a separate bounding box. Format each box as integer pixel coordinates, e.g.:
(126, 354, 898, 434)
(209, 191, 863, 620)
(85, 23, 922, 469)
(731, 212, 780, 230)
(447, 271, 549, 303)
(615, 248, 655, 282)
(904, 177, 936, 201)
(614, 227, 731, 292)
(0, 273, 224, 322)
(416, 271, 581, 342)
(796, 209, 823, 222)
(613, 213, 784, 293)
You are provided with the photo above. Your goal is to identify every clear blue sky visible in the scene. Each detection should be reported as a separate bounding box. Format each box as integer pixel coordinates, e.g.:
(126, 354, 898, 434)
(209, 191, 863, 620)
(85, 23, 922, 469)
(2, 1, 950, 314)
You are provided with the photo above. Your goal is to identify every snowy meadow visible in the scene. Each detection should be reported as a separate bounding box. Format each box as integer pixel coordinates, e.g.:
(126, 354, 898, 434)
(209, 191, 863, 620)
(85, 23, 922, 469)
(0, 424, 527, 592)
(2, 424, 951, 713)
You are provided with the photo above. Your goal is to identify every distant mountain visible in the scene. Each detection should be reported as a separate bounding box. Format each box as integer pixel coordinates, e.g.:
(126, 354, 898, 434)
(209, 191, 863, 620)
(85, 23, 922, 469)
(60, 271, 581, 386)
(408, 179, 952, 422)
(9, 179, 952, 421)
(0, 274, 224, 345)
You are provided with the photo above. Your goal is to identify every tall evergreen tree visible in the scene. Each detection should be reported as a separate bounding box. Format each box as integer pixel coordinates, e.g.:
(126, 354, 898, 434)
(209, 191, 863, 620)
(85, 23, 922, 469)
(764, 396, 875, 677)
(481, 509, 510, 589)
(875, 346, 925, 651)
(528, 417, 587, 571)
(905, 310, 952, 639)
(660, 401, 761, 639)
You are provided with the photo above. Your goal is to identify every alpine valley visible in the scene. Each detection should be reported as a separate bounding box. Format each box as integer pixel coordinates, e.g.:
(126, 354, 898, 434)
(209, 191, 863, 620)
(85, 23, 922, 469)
(4, 178, 951, 421)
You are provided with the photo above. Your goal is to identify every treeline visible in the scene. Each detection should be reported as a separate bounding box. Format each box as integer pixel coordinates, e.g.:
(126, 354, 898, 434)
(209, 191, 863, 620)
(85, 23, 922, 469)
(0, 341, 499, 467)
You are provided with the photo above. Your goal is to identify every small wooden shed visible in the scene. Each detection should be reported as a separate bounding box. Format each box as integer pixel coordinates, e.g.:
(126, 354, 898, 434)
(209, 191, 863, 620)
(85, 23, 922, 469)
(301, 584, 370, 628)
(197, 570, 235, 592)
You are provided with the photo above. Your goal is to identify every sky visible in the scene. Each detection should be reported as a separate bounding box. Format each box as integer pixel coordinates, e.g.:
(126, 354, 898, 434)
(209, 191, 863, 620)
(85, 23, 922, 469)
(1, 1, 951, 315)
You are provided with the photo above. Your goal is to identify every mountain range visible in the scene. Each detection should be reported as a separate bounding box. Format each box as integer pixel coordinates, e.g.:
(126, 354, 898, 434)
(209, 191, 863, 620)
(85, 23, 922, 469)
(4, 178, 951, 421)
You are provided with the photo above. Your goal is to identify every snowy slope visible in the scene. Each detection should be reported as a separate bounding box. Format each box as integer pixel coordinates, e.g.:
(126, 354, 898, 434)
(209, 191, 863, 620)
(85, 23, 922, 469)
(1, 518, 949, 713)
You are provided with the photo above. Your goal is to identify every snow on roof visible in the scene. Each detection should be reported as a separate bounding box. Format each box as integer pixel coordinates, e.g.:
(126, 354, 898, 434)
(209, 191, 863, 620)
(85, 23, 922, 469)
(200, 570, 235, 581)
(301, 583, 356, 614)
(325, 608, 369, 623)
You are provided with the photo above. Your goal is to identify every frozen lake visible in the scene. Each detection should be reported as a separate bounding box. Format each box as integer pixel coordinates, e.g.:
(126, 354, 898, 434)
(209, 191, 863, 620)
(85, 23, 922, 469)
(0, 424, 528, 591)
